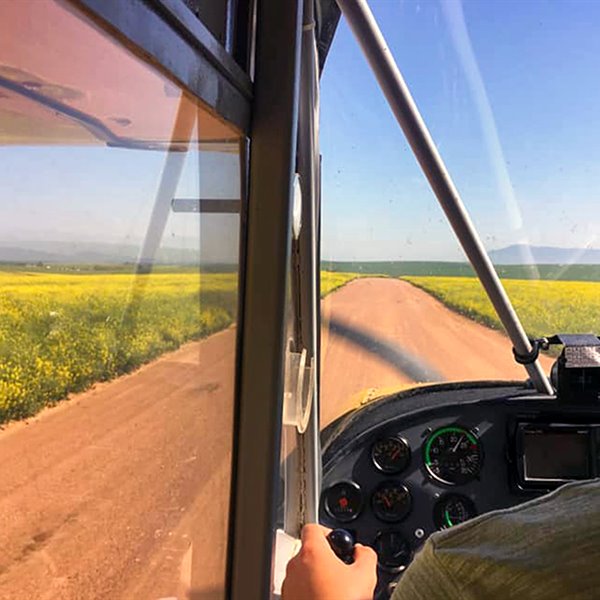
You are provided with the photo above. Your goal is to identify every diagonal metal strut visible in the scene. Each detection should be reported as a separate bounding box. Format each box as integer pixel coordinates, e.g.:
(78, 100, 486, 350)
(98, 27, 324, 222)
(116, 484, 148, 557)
(336, 0, 553, 395)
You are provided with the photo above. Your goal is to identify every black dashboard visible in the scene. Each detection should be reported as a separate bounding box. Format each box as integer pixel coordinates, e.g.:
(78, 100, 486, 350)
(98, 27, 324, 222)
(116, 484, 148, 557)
(319, 382, 600, 598)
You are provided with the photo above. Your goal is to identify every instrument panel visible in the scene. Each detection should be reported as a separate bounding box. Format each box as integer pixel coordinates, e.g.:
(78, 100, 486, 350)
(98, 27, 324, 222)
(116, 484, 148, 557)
(322, 424, 485, 577)
(319, 383, 600, 598)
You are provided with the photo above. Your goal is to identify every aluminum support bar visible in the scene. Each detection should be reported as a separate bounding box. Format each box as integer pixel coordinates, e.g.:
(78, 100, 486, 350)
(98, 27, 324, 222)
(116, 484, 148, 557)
(283, 0, 322, 536)
(337, 0, 553, 395)
(297, 0, 322, 524)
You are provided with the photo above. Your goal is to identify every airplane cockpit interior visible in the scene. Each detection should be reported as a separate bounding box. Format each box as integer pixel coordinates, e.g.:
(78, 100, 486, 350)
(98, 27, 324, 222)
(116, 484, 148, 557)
(0, 1, 599, 599)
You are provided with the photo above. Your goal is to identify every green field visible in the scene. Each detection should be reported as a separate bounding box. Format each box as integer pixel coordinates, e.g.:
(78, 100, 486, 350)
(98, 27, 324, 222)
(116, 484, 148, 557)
(320, 271, 364, 296)
(0, 271, 239, 423)
(0, 269, 362, 424)
(325, 261, 600, 282)
(404, 276, 600, 340)
(7, 266, 594, 426)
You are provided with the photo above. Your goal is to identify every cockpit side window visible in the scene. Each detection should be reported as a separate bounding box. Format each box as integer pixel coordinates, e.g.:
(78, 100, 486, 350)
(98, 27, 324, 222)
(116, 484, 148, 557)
(0, 2, 243, 598)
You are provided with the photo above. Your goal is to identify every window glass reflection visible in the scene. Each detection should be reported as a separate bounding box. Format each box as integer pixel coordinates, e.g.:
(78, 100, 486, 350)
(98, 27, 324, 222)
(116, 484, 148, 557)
(0, 2, 241, 599)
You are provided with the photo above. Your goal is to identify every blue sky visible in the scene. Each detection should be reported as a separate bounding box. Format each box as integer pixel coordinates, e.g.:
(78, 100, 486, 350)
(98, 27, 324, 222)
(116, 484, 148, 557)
(2, 0, 600, 263)
(320, 0, 600, 260)
(0, 144, 240, 260)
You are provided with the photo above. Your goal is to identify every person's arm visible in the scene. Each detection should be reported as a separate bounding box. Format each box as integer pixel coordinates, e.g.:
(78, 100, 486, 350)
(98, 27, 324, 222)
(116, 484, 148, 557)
(390, 540, 465, 600)
(281, 524, 378, 600)
(282, 524, 463, 600)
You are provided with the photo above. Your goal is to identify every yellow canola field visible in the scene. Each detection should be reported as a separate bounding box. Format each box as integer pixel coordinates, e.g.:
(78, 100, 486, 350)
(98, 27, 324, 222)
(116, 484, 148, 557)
(320, 271, 363, 296)
(0, 269, 363, 424)
(0, 271, 237, 423)
(404, 276, 600, 340)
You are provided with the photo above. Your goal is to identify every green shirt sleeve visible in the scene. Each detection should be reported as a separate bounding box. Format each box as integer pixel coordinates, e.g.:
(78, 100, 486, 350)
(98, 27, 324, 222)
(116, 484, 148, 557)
(391, 479, 600, 600)
(390, 538, 468, 600)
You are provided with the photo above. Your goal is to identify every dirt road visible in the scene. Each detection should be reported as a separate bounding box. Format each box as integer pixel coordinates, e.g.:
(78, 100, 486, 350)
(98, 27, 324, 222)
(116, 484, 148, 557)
(320, 278, 552, 423)
(0, 278, 551, 599)
(0, 329, 236, 600)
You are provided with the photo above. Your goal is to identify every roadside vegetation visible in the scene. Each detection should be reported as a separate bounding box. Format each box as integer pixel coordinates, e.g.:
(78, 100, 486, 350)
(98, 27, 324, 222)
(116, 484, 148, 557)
(0, 269, 363, 424)
(7, 265, 597, 425)
(326, 260, 600, 281)
(0, 271, 237, 423)
(404, 276, 600, 341)
(320, 271, 364, 296)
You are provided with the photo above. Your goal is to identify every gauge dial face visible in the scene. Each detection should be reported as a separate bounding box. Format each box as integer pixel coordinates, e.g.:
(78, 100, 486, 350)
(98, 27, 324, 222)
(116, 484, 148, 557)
(324, 481, 363, 522)
(374, 530, 412, 571)
(371, 481, 412, 523)
(434, 494, 477, 530)
(371, 436, 411, 474)
(424, 426, 482, 485)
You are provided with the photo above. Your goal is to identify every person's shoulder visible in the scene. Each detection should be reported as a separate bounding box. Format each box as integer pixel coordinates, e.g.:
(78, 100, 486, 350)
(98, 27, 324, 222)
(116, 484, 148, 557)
(392, 479, 600, 600)
(431, 477, 600, 552)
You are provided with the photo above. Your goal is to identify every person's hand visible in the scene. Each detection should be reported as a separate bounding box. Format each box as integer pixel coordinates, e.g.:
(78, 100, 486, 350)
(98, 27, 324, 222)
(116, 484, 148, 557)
(282, 524, 378, 600)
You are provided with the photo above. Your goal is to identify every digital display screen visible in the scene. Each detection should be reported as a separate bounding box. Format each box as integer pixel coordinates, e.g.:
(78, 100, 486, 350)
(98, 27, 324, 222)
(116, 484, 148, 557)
(523, 429, 591, 481)
(561, 367, 600, 404)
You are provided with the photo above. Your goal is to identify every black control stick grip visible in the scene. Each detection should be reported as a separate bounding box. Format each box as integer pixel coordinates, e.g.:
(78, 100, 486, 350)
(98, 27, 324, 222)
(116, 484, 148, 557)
(326, 528, 355, 564)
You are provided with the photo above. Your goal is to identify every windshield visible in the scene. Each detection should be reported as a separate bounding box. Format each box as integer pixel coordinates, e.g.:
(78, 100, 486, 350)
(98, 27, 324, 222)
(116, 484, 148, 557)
(319, 0, 600, 428)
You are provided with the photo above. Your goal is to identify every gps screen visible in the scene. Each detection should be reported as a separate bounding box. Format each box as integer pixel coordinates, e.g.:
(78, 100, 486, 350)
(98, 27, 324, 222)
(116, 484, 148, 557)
(523, 430, 591, 481)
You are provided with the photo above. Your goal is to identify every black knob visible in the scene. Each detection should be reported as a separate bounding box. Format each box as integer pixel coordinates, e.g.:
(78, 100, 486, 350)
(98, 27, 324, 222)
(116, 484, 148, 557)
(327, 528, 355, 564)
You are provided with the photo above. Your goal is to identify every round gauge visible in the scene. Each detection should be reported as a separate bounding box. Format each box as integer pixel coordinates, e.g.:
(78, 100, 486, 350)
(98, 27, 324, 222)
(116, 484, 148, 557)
(371, 481, 412, 523)
(433, 494, 477, 530)
(424, 426, 482, 485)
(323, 481, 363, 522)
(371, 436, 411, 474)
(374, 530, 412, 571)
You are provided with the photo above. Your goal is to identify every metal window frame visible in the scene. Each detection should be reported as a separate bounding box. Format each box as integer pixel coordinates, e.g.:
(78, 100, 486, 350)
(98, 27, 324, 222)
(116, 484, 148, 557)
(69, 0, 252, 133)
(284, 0, 323, 534)
(64, 1, 306, 596)
(228, 1, 304, 598)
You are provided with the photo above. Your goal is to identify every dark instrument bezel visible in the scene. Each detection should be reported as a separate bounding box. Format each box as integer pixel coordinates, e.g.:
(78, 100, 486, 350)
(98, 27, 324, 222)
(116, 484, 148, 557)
(373, 529, 413, 572)
(323, 480, 364, 523)
(423, 424, 483, 486)
(371, 480, 412, 523)
(371, 435, 411, 475)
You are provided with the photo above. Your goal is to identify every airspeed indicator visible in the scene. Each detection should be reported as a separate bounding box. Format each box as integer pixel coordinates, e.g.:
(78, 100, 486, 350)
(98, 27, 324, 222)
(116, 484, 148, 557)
(424, 426, 482, 485)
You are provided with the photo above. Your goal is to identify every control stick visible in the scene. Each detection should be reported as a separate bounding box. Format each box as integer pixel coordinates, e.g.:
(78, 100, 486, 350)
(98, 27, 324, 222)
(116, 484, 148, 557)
(326, 528, 355, 564)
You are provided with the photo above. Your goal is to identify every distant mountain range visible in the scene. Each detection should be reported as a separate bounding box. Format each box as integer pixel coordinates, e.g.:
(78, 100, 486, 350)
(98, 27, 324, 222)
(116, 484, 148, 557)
(0, 241, 200, 265)
(488, 244, 600, 265)
(1, 240, 599, 267)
